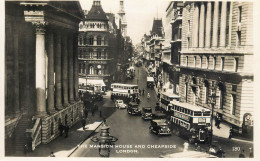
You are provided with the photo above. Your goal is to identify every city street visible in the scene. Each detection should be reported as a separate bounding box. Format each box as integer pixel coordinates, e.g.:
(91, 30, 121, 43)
(70, 65, 253, 158)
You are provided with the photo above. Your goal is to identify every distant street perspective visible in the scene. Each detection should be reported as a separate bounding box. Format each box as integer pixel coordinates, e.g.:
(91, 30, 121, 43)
(4, 0, 254, 159)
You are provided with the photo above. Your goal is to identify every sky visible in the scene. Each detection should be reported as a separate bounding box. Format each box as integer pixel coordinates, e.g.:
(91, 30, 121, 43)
(79, 0, 170, 45)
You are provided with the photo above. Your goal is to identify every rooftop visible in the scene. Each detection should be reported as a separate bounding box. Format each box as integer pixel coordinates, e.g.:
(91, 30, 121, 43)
(85, 1, 108, 21)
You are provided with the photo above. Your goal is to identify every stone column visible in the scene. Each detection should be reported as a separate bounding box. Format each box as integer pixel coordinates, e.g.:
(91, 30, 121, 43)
(68, 32, 75, 104)
(199, 2, 205, 48)
(55, 31, 63, 110)
(73, 32, 79, 101)
(192, 3, 199, 48)
(205, 2, 212, 48)
(33, 21, 47, 116)
(47, 28, 56, 114)
(212, 1, 219, 48)
(220, 1, 227, 48)
(62, 31, 69, 107)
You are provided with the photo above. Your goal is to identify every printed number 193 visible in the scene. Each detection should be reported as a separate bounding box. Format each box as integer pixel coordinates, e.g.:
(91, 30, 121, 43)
(232, 147, 240, 151)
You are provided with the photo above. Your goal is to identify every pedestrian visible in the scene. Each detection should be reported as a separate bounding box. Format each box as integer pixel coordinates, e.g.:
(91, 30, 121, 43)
(24, 144, 28, 154)
(217, 147, 225, 158)
(142, 89, 145, 95)
(64, 124, 69, 138)
(183, 141, 189, 152)
(157, 93, 160, 100)
(81, 118, 86, 130)
(239, 149, 246, 158)
(58, 124, 64, 136)
(139, 89, 141, 95)
(50, 152, 55, 157)
(249, 148, 253, 158)
(194, 143, 198, 151)
(228, 127, 233, 140)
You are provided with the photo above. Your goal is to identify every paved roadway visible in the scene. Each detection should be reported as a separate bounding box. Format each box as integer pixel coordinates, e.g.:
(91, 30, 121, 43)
(71, 65, 253, 158)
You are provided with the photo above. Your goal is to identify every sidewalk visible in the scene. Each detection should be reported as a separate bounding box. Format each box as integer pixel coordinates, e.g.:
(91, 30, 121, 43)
(17, 107, 103, 157)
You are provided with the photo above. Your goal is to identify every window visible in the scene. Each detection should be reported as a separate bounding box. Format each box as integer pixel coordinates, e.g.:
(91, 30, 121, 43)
(104, 37, 107, 45)
(89, 49, 94, 59)
(89, 65, 94, 74)
(238, 6, 242, 23)
(199, 56, 202, 68)
(83, 36, 87, 45)
(188, 20, 190, 33)
(185, 83, 188, 102)
(206, 56, 209, 69)
(234, 58, 239, 72)
(231, 94, 236, 115)
(89, 36, 94, 45)
(97, 36, 102, 45)
(218, 84, 224, 110)
(186, 56, 188, 66)
(213, 57, 216, 70)
(221, 57, 225, 71)
(79, 37, 83, 45)
(187, 37, 191, 48)
(97, 49, 102, 59)
(204, 81, 209, 104)
(237, 31, 241, 46)
(194, 56, 196, 67)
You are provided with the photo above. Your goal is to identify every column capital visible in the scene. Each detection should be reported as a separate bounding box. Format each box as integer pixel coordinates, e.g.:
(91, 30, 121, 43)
(32, 21, 48, 34)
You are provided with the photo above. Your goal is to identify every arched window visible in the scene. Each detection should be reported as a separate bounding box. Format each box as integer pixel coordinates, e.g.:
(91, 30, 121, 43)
(97, 49, 102, 59)
(89, 35, 94, 45)
(89, 48, 94, 59)
(89, 65, 94, 74)
(97, 36, 102, 45)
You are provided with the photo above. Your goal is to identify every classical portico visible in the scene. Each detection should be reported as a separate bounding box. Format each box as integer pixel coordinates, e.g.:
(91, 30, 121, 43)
(21, 2, 83, 116)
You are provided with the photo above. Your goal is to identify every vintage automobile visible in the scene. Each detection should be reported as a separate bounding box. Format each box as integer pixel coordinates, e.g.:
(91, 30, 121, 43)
(147, 77, 155, 88)
(155, 102, 161, 111)
(127, 102, 141, 115)
(115, 100, 127, 109)
(141, 107, 153, 120)
(149, 119, 171, 135)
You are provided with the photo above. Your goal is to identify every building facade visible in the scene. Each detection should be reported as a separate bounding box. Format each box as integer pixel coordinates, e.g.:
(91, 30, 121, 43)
(149, 19, 165, 77)
(179, 1, 253, 135)
(5, 1, 84, 155)
(78, 1, 113, 86)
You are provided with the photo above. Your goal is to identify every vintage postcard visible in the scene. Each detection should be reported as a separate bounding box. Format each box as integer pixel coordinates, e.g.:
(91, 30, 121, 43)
(2, 0, 259, 160)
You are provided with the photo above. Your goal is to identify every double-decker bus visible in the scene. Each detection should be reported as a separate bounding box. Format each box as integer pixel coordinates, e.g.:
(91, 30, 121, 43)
(160, 91, 180, 112)
(169, 101, 211, 143)
(111, 83, 139, 102)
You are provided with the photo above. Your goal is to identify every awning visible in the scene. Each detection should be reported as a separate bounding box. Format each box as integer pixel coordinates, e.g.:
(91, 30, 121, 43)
(86, 79, 106, 86)
(79, 78, 86, 85)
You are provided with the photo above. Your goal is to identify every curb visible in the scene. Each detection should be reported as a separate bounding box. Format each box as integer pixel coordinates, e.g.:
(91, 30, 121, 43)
(67, 121, 104, 157)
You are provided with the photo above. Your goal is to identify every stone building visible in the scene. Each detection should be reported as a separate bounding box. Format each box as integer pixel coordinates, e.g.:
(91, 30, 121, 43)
(5, 1, 84, 155)
(78, 1, 112, 86)
(161, 2, 183, 94)
(149, 18, 165, 76)
(179, 1, 253, 135)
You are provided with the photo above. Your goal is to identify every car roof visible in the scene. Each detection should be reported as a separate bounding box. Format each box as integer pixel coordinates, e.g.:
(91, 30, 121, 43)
(152, 119, 168, 125)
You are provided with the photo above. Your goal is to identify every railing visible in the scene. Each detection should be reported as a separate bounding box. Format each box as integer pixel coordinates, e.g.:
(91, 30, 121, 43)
(26, 118, 42, 151)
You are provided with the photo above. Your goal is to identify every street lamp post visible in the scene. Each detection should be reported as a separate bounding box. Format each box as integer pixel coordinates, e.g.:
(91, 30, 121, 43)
(208, 85, 218, 146)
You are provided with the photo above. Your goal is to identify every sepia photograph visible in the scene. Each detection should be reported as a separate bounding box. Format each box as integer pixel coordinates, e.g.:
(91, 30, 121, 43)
(1, 0, 259, 159)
